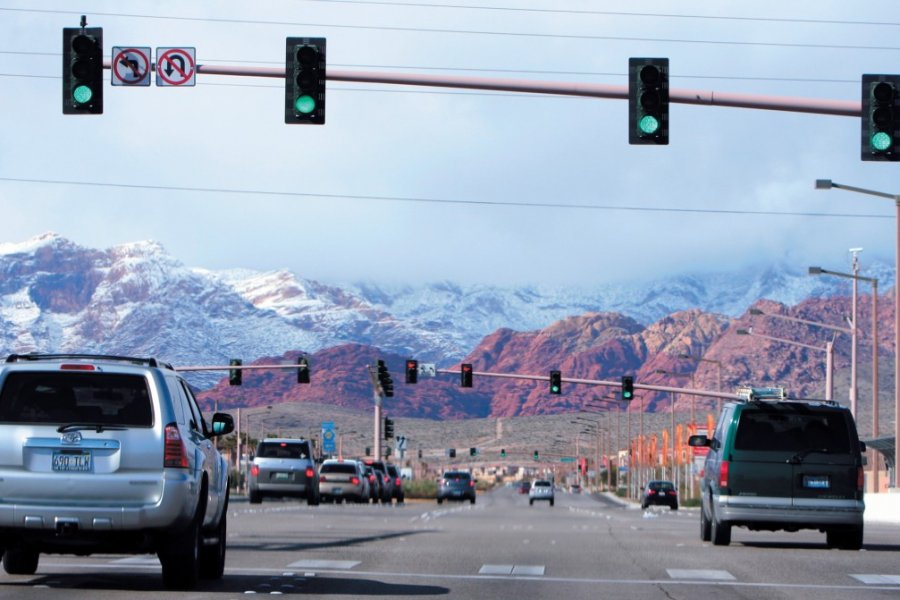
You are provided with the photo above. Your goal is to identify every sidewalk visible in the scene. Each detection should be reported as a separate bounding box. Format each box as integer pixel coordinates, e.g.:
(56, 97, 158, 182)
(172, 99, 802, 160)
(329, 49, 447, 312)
(864, 492, 900, 524)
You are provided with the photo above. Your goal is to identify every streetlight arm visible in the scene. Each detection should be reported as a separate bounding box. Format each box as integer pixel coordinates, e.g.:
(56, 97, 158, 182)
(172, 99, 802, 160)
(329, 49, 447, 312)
(751, 309, 851, 334)
(739, 329, 831, 353)
(818, 180, 900, 201)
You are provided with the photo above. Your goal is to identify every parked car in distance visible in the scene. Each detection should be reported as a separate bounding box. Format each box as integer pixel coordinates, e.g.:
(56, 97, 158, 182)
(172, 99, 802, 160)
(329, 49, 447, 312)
(249, 438, 320, 506)
(690, 386, 866, 549)
(318, 459, 369, 504)
(0, 353, 235, 590)
(517, 481, 531, 494)
(362, 464, 381, 503)
(641, 480, 678, 510)
(437, 470, 476, 504)
(529, 479, 555, 506)
(386, 464, 405, 503)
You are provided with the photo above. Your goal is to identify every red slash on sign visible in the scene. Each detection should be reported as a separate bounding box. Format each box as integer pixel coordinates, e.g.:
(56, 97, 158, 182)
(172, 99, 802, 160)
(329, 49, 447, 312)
(155, 47, 196, 87)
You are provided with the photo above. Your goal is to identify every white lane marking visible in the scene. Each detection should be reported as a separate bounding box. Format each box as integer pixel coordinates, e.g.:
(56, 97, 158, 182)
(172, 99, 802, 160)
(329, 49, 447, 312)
(479, 564, 545, 576)
(480, 565, 513, 575)
(512, 565, 545, 576)
(852, 574, 900, 584)
(287, 559, 360, 569)
(667, 569, 736, 581)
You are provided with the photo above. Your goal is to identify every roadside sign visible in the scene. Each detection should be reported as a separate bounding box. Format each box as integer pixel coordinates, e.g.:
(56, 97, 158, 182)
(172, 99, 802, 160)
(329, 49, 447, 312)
(396, 436, 407, 451)
(418, 363, 436, 377)
(560, 456, 576, 463)
(321, 421, 335, 454)
(155, 47, 196, 86)
(111, 47, 151, 86)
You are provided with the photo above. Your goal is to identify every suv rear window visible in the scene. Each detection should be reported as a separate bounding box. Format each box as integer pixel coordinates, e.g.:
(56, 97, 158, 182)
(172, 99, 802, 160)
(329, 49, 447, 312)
(734, 408, 851, 453)
(0, 371, 152, 426)
(320, 463, 357, 474)
(444, 472, 470, 480)
(256, 441, 310, 459)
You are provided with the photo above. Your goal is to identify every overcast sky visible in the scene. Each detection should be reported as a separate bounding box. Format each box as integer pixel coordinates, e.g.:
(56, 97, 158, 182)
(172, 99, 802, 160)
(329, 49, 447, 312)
(1, 1, 899, 288)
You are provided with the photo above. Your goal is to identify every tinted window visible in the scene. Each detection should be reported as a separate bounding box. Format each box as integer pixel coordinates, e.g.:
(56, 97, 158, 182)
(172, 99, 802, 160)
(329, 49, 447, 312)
(0, 371, 152, 426)
(734, 408, 851, 453)
(534, 481, 551, 488)
(648, 481, 674, 491)
(321, 463, 357, 474)
(444, 472, 470, 480)
(257, 441, 310, 459)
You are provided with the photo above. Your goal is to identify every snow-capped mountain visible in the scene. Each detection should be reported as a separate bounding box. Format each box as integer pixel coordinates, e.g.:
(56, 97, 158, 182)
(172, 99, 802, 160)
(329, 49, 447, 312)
(0, 233, 888, 389)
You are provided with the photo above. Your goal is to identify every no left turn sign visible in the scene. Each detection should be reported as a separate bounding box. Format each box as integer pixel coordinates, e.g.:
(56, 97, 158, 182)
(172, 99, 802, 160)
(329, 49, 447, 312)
(111, 47, 151, 86)
(155, 47, 196, 87)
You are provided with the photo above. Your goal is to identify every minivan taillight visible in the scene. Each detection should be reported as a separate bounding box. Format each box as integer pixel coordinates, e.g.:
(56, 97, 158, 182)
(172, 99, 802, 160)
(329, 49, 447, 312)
(857, 466, 865, 492)
(719, 461, 729, 489)
(305, 467, 315, 479)
(163, 423, 189, 468)
(351, 477, 360, 486)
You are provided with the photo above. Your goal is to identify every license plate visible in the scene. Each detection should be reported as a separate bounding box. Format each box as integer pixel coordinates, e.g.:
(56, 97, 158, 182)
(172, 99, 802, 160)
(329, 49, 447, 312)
(52, 451, 92, 473)
(333, 487, 342, 495)
(273, 472, 290, 482)
(804, 475, 830, 489)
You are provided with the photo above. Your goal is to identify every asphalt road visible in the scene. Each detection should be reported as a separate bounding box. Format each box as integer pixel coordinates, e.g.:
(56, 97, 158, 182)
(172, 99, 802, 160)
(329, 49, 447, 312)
(1, 487, 900, 599)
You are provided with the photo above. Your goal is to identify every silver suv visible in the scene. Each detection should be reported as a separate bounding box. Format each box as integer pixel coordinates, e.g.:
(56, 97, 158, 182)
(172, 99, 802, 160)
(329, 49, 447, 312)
(249, 438, 320, 505)
(0, 354, 235, 589)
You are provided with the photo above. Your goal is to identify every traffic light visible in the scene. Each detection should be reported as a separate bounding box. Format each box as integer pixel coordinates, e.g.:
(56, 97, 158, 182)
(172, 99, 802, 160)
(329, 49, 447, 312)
(862, 74, 900, 161)
(549, 370, 562, 395)
(377, 359, 394, 397)
(297, 356, 310, 384)
(228, 359, 242, 386)
(469, 447, 477, 457)
(533, 450, 539, 461)
(365, 446, 371, 456)
(384, 417, 394, 439)
(63, 25, 103, 114)
(418, 448, 423, 459)
(500, 448, 507, 458)
(461, 363, 473, 388)
(622, 375, 634, 400)
(629, 57, 669, 145)
(448, 448, 456, 458)
(285, 37, 326, 124)
(405, 359, 418, 384)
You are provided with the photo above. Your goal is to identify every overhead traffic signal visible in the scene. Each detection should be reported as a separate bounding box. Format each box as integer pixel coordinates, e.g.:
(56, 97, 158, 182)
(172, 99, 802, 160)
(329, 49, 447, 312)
(228, 359, 242, 386)
(63, 25, 103, 114)
(469, 447, 477, 457)
(500, 448, 507, 458)
(448, 448, 456, 458)
(297, 356, 310, 384)
(622, 375, 634, 400)
(285, 37, 326, 124)
(533, 450, 539, 461)
(862, 74, 900, 161)
(549, 370, 562, 395)
(405, 359, 418, 384)
(461, 363, 473, 388)
(377, 359, 394, 397)
(629, 57, 669, 145)
(383, 417, 394, 439)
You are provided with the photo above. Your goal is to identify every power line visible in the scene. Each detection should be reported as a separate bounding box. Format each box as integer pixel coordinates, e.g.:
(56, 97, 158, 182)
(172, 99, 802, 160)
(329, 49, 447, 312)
(299, 0, 900, 27)
(0, 176, 891, 220)
(3, 7, 899, 52)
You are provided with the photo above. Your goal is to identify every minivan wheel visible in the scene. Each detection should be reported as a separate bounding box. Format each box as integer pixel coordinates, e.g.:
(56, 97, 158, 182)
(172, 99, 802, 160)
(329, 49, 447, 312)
(711, 513, 731, 546)
(700, 507, 712, 542)
(826, 526, 863, 550)
(3, 547, 39, 575)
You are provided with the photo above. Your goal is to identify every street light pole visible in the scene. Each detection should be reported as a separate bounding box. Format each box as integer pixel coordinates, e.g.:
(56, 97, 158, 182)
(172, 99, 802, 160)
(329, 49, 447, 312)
(736, 328, 837, 400)
(816, 179, 899, 487)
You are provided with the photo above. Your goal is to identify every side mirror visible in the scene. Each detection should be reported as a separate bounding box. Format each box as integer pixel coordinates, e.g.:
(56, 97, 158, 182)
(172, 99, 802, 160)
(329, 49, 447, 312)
(688, 434, 710, 448)
(860, 441, 867, 453)
(210, 412, 235, 436)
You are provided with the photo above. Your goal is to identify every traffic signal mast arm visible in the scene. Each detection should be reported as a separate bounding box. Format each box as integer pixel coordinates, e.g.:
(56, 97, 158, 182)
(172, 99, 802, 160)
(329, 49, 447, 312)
(436, 367, 741, 402)
(101, 60, 860, 118)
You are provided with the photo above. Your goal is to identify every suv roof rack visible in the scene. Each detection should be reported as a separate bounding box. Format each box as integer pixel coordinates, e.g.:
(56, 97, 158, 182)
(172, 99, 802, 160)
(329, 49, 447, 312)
(736, 386, 788, 402)
(5, 353, 173, 370)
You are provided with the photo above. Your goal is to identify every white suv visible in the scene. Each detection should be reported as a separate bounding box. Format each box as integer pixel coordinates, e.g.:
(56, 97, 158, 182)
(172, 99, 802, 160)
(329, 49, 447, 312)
(0, 354, 235, 589)
(529, 480, 555, 506)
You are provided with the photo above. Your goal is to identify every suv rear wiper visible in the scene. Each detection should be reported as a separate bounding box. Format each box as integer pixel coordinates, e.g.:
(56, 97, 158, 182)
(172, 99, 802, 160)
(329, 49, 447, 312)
(57, 423, 127, 433)
(787, 448, 831, 464)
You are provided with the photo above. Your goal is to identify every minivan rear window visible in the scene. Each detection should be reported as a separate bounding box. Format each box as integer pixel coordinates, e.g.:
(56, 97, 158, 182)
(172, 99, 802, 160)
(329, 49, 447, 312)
(0, 371, 152, 426)
(256, 442, 310, 459)
(734, 408, 851, 453)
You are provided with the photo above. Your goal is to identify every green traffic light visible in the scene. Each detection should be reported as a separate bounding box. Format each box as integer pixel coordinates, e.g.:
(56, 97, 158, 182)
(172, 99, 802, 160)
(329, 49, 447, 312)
(295, 95, 316, 115)
(638, 114, 660, 135)
(72, 84, 93, 105)
(872, 131, 893, 151)
(551, 385, 560, 393)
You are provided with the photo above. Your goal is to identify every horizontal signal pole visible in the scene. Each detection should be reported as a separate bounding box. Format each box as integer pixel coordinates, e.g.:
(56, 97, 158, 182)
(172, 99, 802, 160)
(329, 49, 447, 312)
(175, 363, 297, 372)
(439, 368, 741, 402)
(102, 60, 860, 118)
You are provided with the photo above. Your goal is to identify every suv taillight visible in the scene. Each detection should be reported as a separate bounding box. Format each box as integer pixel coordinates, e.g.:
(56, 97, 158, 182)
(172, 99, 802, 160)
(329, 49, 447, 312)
(857, 466, 865, 492)
(251, 464, 259, 477)
(395, 477, 401, 486)
(319, 475, 328, 482)
(305, 467, 315, 479)
(718, 461, 729, 489)
(351, 476, 360, 486)
(163, 423, 189, 468)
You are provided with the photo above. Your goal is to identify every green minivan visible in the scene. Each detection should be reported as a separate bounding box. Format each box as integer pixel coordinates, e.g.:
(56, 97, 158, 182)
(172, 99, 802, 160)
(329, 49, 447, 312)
(689, 387, 866, 549)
